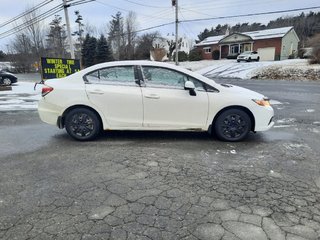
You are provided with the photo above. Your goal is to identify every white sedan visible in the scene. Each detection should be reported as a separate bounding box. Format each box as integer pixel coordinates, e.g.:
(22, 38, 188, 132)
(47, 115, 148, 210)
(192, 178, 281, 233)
(38, 61, 274, 141)
(237, 51, 260, 62)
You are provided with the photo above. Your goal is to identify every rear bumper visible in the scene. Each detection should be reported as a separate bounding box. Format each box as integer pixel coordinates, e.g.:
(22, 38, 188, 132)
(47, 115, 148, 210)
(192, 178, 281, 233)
(38, 99, 62, 127)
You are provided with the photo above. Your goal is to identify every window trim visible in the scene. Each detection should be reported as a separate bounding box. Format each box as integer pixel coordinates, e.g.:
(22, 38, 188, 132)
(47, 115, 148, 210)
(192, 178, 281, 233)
(83, 65, 139, 86)
(139, 65, 211, 92)
(203, 47, 211, 54)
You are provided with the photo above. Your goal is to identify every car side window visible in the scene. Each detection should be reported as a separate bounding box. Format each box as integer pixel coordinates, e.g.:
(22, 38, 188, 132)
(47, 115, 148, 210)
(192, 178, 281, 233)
(85, 66, 136, 86)
(141, 66, 187, 89)
(187, 76, 206, 91)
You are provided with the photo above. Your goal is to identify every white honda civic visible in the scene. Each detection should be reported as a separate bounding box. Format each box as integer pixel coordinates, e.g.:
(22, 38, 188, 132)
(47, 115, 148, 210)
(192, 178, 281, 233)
(38, 60, 274, 141)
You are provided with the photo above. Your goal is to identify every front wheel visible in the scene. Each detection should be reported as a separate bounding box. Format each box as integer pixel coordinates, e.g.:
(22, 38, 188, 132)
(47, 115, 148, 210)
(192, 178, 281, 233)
(65, 108, 101, 141)
(214, 109, 251, 142)
(256, 57, 260, 62)
(1, 77, 12, 86)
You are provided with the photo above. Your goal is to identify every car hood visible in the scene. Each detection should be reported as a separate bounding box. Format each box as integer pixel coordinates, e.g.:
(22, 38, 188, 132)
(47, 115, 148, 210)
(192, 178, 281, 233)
(218, 83, 265, 99)
(238, 53, 250, 57)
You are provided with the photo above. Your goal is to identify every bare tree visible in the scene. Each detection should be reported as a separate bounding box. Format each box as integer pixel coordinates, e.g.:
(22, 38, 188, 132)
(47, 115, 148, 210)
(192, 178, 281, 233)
(167, 38, 182, 61)
(135, 31, 160, 60)
(125, 11, 138, 59)
(9, 6, 46, 72)
(22, 9, 45, 57)
(307, 33, 320, 64)
(10, 33, 33, 72)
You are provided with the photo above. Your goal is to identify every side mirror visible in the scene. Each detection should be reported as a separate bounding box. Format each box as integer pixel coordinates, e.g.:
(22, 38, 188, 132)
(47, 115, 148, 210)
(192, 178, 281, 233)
(184, 81, 196, 96)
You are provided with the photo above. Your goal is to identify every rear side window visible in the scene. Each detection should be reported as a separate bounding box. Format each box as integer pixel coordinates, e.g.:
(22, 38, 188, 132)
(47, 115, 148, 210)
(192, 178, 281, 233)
(85, 66, 136, 86)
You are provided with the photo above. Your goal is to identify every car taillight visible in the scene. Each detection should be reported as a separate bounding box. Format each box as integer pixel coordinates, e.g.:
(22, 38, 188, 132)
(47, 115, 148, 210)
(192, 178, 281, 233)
(42, 86, 54, 97)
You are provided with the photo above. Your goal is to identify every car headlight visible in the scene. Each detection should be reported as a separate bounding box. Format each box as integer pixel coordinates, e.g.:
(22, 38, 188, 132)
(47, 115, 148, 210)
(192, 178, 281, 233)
(252, 98, 271, 106)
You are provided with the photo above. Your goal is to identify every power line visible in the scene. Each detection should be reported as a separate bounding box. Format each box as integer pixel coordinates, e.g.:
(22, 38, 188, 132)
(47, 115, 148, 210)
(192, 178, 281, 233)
(0, 4, 64, 39)
(181, 6, 320, 23)
(121, 0, 169, 9)
(0, 0, 94, 40)
(0, 0, 54, 29)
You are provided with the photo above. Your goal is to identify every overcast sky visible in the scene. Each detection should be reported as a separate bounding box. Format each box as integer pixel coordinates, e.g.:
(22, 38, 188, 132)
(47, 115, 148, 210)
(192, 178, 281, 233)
(0, 0, 319, 52)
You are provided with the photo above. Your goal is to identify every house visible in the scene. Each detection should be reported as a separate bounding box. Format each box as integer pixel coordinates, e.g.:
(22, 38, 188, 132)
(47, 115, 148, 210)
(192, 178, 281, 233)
(195, 26, 299, 61)
(150, 34, 192, 61)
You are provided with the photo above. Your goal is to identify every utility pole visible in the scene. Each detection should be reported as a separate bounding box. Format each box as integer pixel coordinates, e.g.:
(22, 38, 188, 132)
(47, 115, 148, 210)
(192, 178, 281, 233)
(63, 0, 75, 59)
(173, 0, 179, 65)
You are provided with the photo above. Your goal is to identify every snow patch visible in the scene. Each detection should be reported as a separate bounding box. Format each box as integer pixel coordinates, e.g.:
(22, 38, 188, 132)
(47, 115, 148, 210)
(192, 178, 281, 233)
(273, 125, 296, 128)
(276, 118, 296, 124)
(270, 100, 282, 105)
(0, 82, 41, 111)
(306, 109, 315, 113)
(230, 150, 237, 154)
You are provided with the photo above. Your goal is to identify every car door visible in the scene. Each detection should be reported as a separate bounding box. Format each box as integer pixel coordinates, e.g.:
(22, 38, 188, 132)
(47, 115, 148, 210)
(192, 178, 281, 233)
(140, 65, 209, 129)
(84, 65, 143, 128)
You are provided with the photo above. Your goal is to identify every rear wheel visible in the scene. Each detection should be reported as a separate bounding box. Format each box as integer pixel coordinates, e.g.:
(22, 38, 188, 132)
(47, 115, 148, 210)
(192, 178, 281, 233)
(65, 108, 101, 141)
(257, 56, 260, 62)
(214, 109, 251, 142)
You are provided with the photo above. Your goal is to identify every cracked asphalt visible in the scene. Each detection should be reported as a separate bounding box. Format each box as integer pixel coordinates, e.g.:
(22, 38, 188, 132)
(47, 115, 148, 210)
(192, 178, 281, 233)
(1, 79, 320, 240)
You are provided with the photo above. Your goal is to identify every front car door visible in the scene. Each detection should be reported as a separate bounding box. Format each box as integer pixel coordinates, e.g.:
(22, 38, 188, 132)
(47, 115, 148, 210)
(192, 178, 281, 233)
(140, 65, 209, 130)
(84, 65, 143, 128)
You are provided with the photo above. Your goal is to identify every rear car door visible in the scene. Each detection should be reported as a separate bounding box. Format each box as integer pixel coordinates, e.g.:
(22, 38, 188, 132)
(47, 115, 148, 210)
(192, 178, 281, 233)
(84, 65, 143, 128)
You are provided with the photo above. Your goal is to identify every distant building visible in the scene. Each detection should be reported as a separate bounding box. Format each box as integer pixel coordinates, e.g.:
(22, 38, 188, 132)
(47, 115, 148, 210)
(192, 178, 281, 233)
(195, 26, 299, 61)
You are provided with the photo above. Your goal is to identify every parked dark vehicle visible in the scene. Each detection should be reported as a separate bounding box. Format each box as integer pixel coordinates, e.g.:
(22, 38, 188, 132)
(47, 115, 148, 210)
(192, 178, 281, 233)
(0, 70, 18, 86)
(226, 53, 239, 59)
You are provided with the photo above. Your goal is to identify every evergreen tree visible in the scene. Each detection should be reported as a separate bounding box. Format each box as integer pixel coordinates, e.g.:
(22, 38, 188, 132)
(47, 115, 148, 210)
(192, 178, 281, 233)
(81, 34, 97, 68)
(95, 34, 113, 64)
(81, 34, 91, 68)
(87, 36, 97, 67)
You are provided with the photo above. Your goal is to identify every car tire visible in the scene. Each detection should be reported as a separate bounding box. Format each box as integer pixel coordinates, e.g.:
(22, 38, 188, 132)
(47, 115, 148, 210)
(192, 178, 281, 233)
(247, 57, 251, 62)
(214, 109, 251, 142)
(257, 57, 260, 62)
(65, 108, 101, 141)
(237, 60, 240, 63)
(1, 77, 12, 86)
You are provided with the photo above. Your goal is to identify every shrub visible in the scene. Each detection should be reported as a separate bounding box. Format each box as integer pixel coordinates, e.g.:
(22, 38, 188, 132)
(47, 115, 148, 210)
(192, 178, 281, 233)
(212, 50, 220, 60)
(309, 47, 320, 64)
(307, 33, 320, 64)
(188, 50, 202, 61)
(178, 51, 189, 62)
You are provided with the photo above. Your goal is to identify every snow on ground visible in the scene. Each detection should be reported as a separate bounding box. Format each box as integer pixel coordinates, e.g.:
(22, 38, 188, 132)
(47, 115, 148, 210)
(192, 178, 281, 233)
(0, 82, 41, 111)
(178, 59, 320, 80)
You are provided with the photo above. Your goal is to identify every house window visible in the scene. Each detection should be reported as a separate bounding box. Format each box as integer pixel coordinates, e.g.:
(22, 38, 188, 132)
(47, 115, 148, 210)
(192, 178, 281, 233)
(204, 47, 211, 54)
(230, 44, 239, 54)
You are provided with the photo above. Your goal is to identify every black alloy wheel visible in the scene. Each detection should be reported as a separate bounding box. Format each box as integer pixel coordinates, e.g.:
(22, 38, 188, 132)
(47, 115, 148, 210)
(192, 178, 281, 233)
(214, 109, 251, 142)
(65, 108, 101, 141)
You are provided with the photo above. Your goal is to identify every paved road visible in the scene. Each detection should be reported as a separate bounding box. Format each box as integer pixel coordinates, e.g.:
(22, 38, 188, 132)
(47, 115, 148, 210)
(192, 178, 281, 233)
(0, 79, 320, 240)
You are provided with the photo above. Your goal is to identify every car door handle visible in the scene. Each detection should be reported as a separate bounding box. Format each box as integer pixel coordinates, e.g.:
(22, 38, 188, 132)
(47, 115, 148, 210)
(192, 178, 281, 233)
(144, 94, 160, 99)
(88, 90, 104, 95)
